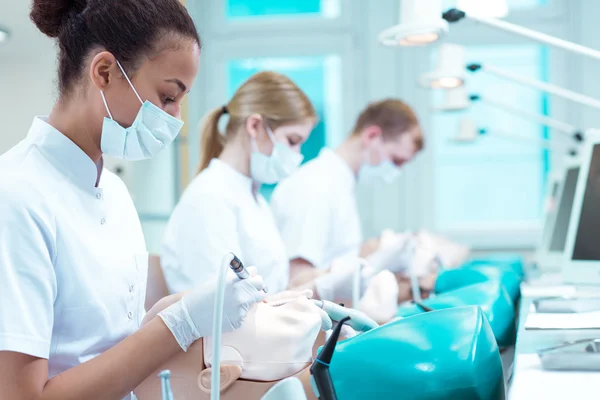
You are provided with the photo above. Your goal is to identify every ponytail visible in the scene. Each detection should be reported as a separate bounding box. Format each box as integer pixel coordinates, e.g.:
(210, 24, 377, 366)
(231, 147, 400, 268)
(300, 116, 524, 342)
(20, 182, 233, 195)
(197, 107, 227, 173)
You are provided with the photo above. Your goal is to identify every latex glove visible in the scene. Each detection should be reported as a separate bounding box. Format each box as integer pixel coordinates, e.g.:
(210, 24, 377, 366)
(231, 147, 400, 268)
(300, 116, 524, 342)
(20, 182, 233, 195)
(313, 299, 379, 332)
(158, 266, 266, 351)
(314, 258, 371, 302)
(366, 233, 416, 274)
(263, 289, 333, 331)
(358, 270, 400, 324)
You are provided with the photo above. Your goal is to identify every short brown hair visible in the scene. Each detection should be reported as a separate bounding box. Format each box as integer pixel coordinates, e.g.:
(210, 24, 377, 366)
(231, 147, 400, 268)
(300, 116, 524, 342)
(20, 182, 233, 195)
(352, 99, 423, 150)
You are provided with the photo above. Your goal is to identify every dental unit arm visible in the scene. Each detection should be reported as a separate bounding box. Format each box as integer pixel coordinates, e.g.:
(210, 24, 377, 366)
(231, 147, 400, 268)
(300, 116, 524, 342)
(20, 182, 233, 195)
(211, 252, 245, 400)
(310, 316, 351, 400)
(312, 300, 379, 332)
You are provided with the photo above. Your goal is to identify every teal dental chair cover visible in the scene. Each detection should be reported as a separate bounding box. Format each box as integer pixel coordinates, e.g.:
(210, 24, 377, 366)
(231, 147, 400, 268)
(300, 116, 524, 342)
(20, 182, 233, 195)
(396, 282, 516, 347)
(434, 265, 521, 302)
(329, 306, 505, 400)
(461, 254, 525, 279)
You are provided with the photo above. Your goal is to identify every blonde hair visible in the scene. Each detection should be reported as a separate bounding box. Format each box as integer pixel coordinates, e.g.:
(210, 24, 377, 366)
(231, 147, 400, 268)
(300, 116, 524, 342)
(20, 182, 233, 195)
(352, 98, 424, 151)
(198, 71, 317, 173)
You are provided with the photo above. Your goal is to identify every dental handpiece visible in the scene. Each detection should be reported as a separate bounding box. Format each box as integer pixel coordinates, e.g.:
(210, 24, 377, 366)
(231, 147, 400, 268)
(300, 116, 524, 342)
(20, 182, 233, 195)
(228, 253, 268, 293)
(229, 254, 250, 279)
(312, 300, 379, 332)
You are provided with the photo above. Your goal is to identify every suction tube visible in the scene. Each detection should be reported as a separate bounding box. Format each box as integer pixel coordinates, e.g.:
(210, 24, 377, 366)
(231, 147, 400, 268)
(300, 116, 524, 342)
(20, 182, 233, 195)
(158, 370, 174, 400)
(352, 259, 364, 308)
(407, 237, 422, 303)
(310, 316, 351, 400)
(210, 252, 236, 400)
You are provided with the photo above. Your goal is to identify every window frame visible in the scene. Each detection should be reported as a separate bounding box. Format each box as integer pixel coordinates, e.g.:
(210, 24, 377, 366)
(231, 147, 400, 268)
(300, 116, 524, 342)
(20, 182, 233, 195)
(195, 0, 355, 38)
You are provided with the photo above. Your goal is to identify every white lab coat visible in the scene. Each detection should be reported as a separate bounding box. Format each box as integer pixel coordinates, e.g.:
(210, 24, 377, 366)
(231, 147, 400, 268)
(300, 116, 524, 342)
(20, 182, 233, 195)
(271, 148, 363, 269)
(0, 117, 147, 399)
(161, 159, 289, 294)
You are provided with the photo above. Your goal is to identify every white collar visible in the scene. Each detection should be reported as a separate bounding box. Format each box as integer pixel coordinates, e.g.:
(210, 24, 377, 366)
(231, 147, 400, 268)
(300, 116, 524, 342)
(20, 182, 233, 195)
(28, 117, 100, 189)
(209, 158, 254, 192)
(319, 148, 356, 189)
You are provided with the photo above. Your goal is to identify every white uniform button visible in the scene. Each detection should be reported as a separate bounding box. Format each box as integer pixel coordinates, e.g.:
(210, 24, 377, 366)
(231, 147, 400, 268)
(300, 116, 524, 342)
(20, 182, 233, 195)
(129, 284, 135, 293)
(127, 311, 133, 320)
(100, 218, 106, 225)
(96, 193, 102, 199)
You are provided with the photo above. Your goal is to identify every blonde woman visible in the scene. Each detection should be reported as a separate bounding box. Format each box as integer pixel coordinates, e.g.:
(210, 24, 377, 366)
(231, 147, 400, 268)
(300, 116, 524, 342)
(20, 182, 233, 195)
(161, 71, 317, 294)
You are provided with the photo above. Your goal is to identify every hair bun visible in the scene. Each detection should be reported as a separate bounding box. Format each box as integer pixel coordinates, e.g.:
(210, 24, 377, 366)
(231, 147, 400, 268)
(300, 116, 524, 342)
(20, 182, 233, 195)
(30, 0, 87, 38)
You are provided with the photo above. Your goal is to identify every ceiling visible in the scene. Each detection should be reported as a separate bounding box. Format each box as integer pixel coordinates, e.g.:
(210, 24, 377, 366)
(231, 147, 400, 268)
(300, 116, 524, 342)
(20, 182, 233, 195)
(0, 0, 57, 62)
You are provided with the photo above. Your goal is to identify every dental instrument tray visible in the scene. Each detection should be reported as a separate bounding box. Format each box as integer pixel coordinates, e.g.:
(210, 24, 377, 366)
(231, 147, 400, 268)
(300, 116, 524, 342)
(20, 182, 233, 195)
(532, 296, 600, 314)
(538, 338, 600, 371)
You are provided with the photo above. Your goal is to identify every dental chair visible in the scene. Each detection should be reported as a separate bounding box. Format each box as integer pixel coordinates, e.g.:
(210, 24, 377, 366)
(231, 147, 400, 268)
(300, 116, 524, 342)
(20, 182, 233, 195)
(434, 264, 522, 302)
(137, 294, 505, 400)
(396, 282, 516, 348)
(329, 306, 505, 400)
(463, 254, 525, 279)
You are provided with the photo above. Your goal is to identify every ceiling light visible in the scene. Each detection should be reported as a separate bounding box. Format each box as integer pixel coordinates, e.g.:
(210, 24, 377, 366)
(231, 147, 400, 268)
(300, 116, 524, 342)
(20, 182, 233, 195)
(451, 118, 481, 143)
(0, 28, 9, 45)
(436, 86, 470, 111)
(420, 43, 466, 89)
(379, 0, 448, 47)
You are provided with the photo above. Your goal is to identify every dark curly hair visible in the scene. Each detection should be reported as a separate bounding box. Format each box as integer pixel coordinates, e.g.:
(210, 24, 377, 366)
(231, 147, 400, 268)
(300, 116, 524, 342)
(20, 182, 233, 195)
(30, 0, 200, 95)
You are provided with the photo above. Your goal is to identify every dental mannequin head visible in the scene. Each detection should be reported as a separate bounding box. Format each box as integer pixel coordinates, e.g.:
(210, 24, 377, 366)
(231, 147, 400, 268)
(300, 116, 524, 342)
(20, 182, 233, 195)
(338, 99, 423, 182)
(31, 0, 201, 163)
(135, 291, 320, 400)
(197, 72, 317, 183)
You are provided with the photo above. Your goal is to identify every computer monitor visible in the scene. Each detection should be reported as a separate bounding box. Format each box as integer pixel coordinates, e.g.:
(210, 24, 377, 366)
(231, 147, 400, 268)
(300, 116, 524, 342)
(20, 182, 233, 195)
(563, 139, 600, 285)
(537, 162, 580, 271)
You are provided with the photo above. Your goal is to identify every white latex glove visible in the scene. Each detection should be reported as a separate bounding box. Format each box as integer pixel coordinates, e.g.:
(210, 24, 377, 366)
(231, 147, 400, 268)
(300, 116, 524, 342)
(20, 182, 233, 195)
(158, 266, 266, 351)
(314, 258, 371, 302)
(263, 289, 333, 331)
(366, 233, 416, 274)
(358, 270, 400, 324)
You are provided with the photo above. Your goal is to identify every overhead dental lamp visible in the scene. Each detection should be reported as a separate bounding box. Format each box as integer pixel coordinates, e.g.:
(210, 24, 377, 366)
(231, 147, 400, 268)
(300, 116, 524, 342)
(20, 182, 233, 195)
(421, 44, 600, 112)
(436, 87, 585, 143)
(466, 63, 600, 112)
(442, 8, 600, 61)
(378, 0, 448, 47)
(452, 118, 482, 143)
(382, 0, 600, 61)
(420, 44, 466, 89)
(0, 27, 10, 45)
(451, 117, 579, 156)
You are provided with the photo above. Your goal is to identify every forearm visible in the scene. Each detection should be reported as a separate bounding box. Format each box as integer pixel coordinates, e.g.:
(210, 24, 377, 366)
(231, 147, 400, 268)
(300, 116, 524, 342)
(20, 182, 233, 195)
(42, 317, 180, 400)
(288, 258, 323, 289)
(359, 237, 380, 258)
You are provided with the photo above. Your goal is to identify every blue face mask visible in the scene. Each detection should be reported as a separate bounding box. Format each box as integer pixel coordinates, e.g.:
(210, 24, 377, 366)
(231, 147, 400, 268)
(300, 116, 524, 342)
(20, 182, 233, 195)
(358, 141, 402, 184)
(100, 60, 184, 161)
(250, 124, 304, 184)
(359, 159, 401, 184)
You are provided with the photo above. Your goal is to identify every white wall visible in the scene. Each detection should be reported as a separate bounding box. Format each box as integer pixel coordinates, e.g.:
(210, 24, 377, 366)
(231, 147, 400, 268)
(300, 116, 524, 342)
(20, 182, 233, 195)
(0, 0, 57, 154)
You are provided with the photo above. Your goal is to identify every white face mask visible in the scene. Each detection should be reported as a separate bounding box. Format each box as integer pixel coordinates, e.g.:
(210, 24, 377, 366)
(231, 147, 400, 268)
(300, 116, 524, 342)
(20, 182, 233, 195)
(100, 60, 184, 161)
(358, 142, 401, 184)
(250, 124, 303, 184)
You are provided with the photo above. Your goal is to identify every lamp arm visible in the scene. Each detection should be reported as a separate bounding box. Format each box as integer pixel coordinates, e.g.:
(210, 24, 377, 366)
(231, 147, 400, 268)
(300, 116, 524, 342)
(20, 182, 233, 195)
(443, 8, 600, 61)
